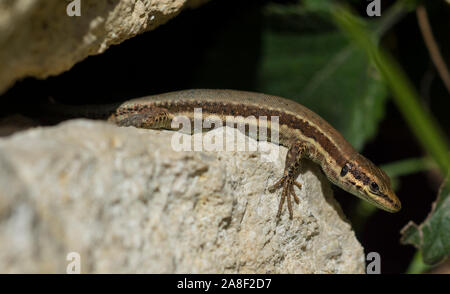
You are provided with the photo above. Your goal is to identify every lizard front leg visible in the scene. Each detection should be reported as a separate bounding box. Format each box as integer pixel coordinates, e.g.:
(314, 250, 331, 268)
(269, 141, 306, 219)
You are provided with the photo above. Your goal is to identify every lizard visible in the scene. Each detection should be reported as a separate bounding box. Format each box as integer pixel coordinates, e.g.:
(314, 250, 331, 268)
(43, 89, 401, 219)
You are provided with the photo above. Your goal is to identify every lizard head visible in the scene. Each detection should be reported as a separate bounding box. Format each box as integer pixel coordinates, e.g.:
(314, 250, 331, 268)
(337, 154, 401, 212)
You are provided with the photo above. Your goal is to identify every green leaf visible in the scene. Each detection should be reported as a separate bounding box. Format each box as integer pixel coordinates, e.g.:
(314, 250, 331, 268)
(401, 179, 450, 265)
(257, 3, 388, 151)
(332, 4, 450, 174)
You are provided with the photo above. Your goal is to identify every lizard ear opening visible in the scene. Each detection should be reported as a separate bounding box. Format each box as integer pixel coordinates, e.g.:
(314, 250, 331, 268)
(340, 163, 351, 177)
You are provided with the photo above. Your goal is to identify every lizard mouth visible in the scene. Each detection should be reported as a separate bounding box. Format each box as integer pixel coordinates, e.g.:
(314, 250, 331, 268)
(370, 190, 401, 212)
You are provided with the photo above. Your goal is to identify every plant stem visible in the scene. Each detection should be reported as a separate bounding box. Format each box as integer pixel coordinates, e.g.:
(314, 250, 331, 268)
(332, 5, 450, 176)
(381, 157, 437, 178)
(406, 251, 433, 274)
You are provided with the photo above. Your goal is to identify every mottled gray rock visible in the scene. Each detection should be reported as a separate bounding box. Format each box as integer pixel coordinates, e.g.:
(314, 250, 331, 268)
(0, 120, 365, 273)
(0, 0, 209, 94)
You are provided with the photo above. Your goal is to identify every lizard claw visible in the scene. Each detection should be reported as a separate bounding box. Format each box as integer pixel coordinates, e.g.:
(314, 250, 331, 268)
(269, 175, 302, 219)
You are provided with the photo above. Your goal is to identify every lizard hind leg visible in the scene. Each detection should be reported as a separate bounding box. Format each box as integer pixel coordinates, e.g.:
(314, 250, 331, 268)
(113, 107, 172, 129)
(268, 141, 305, 219)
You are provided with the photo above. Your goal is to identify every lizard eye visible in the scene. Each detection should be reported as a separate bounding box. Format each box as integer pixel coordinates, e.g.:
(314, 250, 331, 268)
(370, 182, 379, 191)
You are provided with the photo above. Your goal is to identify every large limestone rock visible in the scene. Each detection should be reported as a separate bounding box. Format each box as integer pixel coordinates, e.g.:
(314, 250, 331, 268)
(0, 120, 365, 273)
(0, 0, 209, 94)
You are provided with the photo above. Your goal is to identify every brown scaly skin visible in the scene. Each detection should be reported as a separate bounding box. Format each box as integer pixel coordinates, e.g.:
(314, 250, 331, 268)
(48, 89, 402, 219)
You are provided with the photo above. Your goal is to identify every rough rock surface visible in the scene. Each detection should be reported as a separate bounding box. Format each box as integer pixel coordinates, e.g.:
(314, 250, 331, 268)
(0, 120, 365, 273)
(0, 0, 209, 94)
